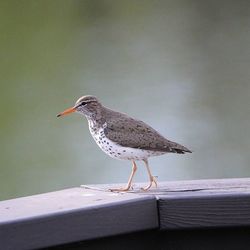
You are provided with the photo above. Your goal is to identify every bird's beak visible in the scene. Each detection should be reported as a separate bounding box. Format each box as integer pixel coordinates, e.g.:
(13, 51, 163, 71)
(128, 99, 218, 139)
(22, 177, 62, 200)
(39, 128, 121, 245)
(57, 107, 76, 117)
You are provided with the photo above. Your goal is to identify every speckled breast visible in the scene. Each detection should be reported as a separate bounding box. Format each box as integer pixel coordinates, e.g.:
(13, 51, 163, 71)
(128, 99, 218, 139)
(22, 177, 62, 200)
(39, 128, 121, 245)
(88, 121, 165, 161)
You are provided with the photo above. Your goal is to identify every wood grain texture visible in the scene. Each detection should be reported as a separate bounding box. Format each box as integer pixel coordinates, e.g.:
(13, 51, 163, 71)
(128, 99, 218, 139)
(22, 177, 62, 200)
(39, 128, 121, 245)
(93, 178, 250, 196)
(158, 193, 250, 229)
(0, 188, 158, 250)
(1, 178, 250, 249)
(94, 178, 250, 229)
(154, 178, 250, 230)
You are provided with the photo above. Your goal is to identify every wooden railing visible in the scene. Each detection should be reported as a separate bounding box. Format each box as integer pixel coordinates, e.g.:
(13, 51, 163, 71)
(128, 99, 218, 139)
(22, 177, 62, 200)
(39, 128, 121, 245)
(1, 178, 250, 250)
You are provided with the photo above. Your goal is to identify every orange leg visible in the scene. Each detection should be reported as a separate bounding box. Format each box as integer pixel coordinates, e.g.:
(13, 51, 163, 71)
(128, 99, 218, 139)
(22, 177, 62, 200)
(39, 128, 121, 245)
(110, 160, 137, 192)
(141, 159, 157, 191)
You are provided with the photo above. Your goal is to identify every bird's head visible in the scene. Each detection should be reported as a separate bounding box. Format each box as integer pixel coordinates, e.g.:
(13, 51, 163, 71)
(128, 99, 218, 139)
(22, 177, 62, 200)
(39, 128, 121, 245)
(57, 95, 102, 119)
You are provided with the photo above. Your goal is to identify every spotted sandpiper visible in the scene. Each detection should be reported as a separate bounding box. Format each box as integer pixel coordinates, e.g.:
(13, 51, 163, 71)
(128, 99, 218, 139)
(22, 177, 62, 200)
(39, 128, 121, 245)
(57, 95, 192, 191)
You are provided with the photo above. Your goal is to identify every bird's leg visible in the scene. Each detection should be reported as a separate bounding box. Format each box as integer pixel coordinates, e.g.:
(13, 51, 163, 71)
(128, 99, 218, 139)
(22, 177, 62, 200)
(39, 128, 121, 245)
(110, 160, 137, 192)
(141, 159, 158, 191)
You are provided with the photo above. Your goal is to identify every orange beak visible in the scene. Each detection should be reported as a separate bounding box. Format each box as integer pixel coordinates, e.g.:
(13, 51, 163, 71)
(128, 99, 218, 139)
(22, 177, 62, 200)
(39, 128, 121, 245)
(57, 107, 76, 117)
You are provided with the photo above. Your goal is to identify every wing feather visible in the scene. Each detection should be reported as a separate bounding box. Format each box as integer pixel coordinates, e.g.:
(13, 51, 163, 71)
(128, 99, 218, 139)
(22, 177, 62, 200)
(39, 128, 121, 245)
(103, 113, 191, 154)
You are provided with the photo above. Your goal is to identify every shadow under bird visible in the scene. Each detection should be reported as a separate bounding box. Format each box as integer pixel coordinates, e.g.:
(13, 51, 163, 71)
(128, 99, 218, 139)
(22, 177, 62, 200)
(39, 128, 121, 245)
(57, 95, 192, 191)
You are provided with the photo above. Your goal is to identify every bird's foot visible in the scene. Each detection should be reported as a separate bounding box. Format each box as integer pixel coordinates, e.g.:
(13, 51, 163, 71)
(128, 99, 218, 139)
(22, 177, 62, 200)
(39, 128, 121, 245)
(141, 176, 158, 191)
(109, 186, 132, 192)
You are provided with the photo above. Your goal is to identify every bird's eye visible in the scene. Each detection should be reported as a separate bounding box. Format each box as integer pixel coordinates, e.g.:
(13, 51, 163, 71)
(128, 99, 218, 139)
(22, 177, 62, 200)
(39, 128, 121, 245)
(75, 101, 87, 108)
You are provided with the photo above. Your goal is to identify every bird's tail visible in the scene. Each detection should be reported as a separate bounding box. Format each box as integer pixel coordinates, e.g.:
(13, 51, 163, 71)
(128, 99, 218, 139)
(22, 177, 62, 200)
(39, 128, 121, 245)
(169, 142, 192, 154)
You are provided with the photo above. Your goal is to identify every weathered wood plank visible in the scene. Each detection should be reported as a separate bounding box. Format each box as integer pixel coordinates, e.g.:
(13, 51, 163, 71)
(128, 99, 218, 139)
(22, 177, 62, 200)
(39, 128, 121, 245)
(93, 178, 250, 196)
(93, 178, 250, 229)
(158, 193, 250, 229)
(0, 188, 158, 250)
(151, 178, 250, 229)
(1, 178, 250, 249)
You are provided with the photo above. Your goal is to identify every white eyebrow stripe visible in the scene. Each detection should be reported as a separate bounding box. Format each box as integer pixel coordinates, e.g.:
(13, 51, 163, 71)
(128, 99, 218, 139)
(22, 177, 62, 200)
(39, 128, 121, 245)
(75, 100, 94, 108)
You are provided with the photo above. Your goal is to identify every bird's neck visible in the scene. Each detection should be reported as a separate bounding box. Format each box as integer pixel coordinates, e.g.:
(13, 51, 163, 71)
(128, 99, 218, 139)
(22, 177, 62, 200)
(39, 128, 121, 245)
(86, 108, 106, 130)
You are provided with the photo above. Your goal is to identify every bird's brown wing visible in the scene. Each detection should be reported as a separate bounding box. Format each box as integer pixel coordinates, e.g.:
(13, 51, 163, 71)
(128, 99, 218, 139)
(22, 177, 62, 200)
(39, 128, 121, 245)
(104, 115, 191, 154)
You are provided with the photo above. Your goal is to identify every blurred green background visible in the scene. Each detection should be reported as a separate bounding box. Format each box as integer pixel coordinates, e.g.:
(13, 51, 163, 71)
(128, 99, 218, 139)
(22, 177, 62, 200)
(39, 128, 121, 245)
(1, 0, 250, 200)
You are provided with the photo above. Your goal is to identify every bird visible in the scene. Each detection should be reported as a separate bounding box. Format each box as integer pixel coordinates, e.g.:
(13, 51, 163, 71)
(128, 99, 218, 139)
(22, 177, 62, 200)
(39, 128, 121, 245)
(57, 95, 192, 191)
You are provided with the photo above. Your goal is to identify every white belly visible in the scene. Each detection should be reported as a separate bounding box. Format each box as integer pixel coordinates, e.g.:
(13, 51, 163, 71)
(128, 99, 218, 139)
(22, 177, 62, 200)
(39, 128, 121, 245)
(88, 122, 165, 161)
